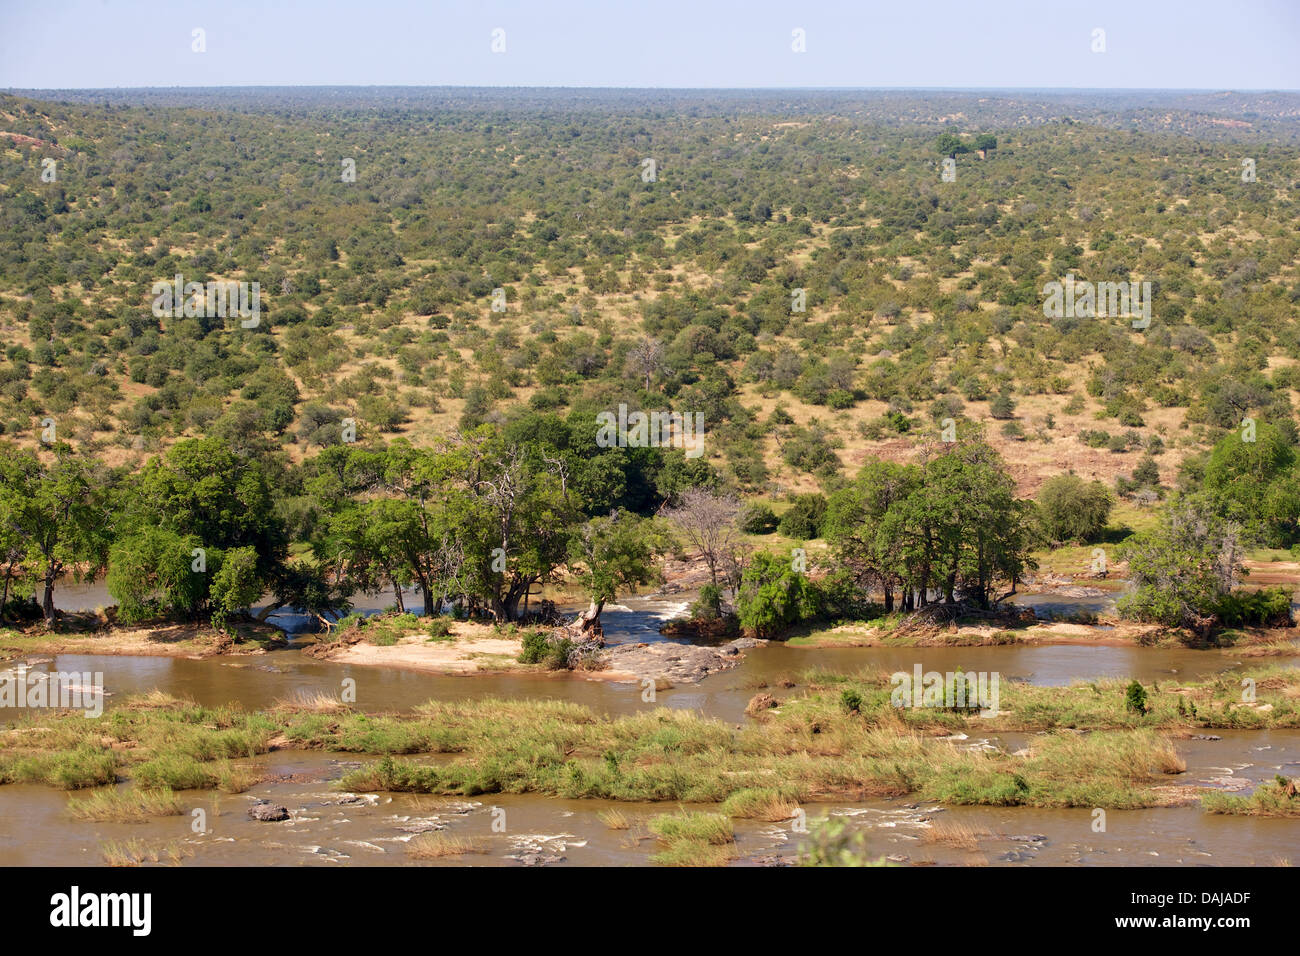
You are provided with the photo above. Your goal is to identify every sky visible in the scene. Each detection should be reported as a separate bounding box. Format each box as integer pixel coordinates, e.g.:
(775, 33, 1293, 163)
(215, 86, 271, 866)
(1, 0, 1297, 90)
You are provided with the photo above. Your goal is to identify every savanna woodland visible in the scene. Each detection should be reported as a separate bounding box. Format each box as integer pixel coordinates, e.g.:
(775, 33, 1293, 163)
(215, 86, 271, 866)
(1, 87, 1298, 869)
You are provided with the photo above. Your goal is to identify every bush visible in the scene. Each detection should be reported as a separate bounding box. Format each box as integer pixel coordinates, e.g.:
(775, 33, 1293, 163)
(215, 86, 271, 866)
(425, 617, 455, 640)
(735, 552, 822, 638)
(518, 630, 573, 669)
(1213, 587, 1294, 628)
(1125, 680, 1147, 715)
(777, 493, 827, 539)
(1036, 474, 1113, 543)
(1132, 455, 1161, 487)
(737, 503, 778, 534)
(690, 584, 725, 621)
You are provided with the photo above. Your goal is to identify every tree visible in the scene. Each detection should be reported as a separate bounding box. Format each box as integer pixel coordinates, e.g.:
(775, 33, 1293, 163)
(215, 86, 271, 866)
(455, 429, 578, 621)
(0, 466, 32, 620)
(567, 511, 671, 631)
(626, 337, 666, 392)
(1118, 495, 1246, 634)
(1, 448, 110, 624)
(110, 436, 289, 627)
(974, 133, 997, 155)
(1036, 474, 1114, 544)
(106, 526, 205, 623)
(936, 133, 970, 158)
(824, 460, 920, 613)
(918, 441, 1036, 606)
(735, 551, 821, 638)
(318, 500, 415, 612)
(664, 488, 742, 588)
(1202, 423, 1300, 546)
(208, 546, 262, 631)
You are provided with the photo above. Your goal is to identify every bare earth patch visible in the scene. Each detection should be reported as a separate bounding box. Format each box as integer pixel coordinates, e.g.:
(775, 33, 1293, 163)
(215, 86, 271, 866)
(310, 622, 530, 674)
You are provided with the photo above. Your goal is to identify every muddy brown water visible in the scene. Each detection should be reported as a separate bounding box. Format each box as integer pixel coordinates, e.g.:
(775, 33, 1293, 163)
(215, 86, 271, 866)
(5, 588, 1298, 866)
(2, 731, 1295, 867)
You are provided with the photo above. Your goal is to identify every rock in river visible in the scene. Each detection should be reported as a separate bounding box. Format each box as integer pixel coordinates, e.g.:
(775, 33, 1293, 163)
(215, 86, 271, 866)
(601, 637, 764, 685)
(248, 800, 290, 822)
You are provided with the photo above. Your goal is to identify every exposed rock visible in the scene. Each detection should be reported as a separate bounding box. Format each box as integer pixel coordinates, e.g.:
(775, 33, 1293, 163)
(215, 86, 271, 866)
(248, 800, 290, 822)
(600, 637, 765, 684)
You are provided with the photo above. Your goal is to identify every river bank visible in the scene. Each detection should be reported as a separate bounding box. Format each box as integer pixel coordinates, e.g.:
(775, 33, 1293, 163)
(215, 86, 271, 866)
(0, 615, 286, 660)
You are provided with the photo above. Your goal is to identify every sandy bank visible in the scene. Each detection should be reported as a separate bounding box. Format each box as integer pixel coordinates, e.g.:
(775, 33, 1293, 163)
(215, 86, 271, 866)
(0, 620, 281, 660)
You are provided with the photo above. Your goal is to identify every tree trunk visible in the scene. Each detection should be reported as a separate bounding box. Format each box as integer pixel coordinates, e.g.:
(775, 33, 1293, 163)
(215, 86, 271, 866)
(42, 575, 56, 624)
(577, 598, 605, 632)
(392, 579, 405, 613)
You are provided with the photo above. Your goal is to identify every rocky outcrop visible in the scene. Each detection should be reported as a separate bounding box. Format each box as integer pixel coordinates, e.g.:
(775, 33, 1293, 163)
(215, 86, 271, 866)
(599, 637, 764, 685)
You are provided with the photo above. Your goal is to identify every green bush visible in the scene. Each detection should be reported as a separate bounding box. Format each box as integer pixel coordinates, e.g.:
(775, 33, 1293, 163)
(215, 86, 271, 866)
(737, 503, 778, 534)
(1036, 474, 1113, 544)
(777, 493, 827, 539)
(690, 584, 725, 620)
(518, 630, 573, 669)
(1125, 680, 1147, 715)
(1213, 587, 1294, 628)
(425, 617, 455, 640)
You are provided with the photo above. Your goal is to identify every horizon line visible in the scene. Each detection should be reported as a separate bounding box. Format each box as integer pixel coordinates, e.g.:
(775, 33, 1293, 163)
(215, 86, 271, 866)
(4, 85, 1299, 94)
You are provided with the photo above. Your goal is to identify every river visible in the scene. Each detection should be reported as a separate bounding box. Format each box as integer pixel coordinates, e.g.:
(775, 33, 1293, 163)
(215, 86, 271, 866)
(1, 585, 1296, 866)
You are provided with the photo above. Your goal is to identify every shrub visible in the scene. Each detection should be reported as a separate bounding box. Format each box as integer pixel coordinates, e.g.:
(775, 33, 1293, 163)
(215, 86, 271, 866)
(425, 617, 455, 640)
(777, 493, 827, 539)
(1125, 680, 1148, 715)
(690, 584, 725, 621)
(1132, 455, 1161, 486)
(1036, 474, 1113, 543)
(1213, 587, 1294, 628)
(518, 630, 573, 669)
(737, 503, 778, 534)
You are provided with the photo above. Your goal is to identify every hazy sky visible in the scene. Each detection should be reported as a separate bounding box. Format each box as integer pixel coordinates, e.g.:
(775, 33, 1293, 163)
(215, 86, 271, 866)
(1, 0, 1297, 90)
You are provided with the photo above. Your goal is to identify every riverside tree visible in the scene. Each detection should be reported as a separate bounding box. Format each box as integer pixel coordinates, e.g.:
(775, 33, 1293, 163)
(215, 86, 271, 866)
(567, 510, 673, 632)
(0, 446, 111, 624)
(1118, 495, 1247, 634)
(825, 441, 1037, 611)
